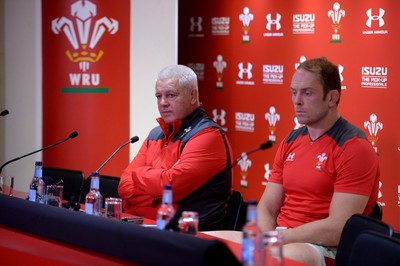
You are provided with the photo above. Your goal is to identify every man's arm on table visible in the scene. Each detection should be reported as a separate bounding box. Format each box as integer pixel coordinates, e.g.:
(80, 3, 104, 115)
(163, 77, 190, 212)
(281, 192, 369, 247)
(258, 183, 369, 247)
(257, 182, 284, 231)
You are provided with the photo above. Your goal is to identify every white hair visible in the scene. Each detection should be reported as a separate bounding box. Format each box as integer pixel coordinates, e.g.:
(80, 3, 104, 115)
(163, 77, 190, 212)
(157, 65, 198, 95)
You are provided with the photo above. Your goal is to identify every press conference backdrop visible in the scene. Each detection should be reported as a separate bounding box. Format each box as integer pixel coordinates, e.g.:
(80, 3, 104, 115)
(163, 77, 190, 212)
(42, 1, 130, 177)
(178, 0, 399, 230)
(3, 1, 175, 194)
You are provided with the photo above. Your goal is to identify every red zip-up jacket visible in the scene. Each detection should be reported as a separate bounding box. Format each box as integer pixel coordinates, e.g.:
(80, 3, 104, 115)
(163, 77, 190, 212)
(118, 107, 233, 230)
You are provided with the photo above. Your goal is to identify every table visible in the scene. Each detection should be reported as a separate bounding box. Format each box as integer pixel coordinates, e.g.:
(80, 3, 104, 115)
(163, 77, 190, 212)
(0, 225, 136, 266)
(0, 226, 305, 265)
(1, 192, 306, 265)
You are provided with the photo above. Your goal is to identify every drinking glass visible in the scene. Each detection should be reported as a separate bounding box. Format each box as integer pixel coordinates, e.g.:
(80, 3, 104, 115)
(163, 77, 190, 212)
(178, 211, 199, 235)
(263, 230, 284, 266)
(105, 197, 123, 220)
(0, 176, 14, 196)
(45, 185, 63, 207)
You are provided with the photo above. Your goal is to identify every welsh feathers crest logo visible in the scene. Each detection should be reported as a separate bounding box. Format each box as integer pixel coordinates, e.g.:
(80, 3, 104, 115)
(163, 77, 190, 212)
(364, 113, 383, 153)
(328, 2, 345, 43)
(52, 0, 119, 72)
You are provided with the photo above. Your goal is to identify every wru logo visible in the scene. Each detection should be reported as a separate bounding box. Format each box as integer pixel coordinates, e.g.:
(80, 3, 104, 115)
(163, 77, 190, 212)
(52, 0, 119, 72)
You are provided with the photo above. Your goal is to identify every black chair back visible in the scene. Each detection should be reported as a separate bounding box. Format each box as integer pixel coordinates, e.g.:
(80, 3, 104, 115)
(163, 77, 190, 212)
(99, 175, 121, 199)
(42, 167, 84, 202)
(221, 190, 243, 230)
(348, 231, 400, 266)
(368, 202, 382, 220)
(335, 213, 393, 266)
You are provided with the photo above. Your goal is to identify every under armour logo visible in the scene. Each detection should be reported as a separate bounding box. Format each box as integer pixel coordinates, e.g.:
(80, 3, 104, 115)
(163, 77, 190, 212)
(190, 16, 203, 32)
(286, 153, 295, 161)
(238, 62, 253, 79)
(366, 8, 385, 28)
(180, 126, 192, 138)
(212, 109, 226, 125)
(266, 13, 282, 31)
(264, 163, 271, 181)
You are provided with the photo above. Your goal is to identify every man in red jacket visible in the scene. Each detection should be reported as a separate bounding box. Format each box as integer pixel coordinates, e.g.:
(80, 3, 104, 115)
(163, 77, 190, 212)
(118, 64, 233, 231)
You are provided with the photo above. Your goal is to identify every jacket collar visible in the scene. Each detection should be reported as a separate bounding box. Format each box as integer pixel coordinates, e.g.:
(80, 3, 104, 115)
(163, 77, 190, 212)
(157, 106, 206, 138)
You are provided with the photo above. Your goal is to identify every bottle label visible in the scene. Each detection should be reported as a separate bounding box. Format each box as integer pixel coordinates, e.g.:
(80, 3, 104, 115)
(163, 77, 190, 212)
(28, 189, 36, 202)
(85, 203, 94, 215)
(242, 238, 255, 265)
(156, 219, 166, 230)
(162, 192, 172, 204)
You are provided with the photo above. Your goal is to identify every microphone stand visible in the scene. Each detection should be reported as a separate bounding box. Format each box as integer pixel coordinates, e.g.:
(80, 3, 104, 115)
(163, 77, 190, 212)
(0, 131, 79, 175)
(65, 136, 139, 211)
(231, 140, 273, 168)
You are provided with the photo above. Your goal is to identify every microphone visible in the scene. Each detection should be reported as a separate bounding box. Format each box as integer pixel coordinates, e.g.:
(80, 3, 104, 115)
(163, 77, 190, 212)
(0, 131, 79, 175)
(65, 136, 140, 210)
(231, 140, 273, 167)
(0, 109, 9, 116)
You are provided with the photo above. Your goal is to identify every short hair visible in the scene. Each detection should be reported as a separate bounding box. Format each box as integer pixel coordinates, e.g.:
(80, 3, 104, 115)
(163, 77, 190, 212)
(157, 65, 198, 95)
(297, 57, 341, 104)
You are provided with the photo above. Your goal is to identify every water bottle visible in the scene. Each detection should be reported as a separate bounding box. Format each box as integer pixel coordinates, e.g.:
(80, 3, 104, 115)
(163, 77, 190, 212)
(242, 200, 264, 266)
(28, 161, 45, 203)
(156, 184, 175, 230)
(85, 172, 103, 216)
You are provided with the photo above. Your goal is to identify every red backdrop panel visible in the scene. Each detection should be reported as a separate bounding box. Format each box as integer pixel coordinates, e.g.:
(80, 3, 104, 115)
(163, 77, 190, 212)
(42, 0, 130, 178)
(178, 0, 399, 230)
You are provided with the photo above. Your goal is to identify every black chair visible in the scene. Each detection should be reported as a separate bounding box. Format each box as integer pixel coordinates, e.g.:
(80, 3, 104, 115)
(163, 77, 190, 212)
(42, 166, 85, 202)
(221, 190, 243, 230)
(393, 230, 400, 240)
(369, 202, 382, 220)
(99, 175, 121, 199)
(347, 231, 400, 266)
(221, 190, 248, 231)
(335, 213, 393, 266)
(80, 174, 120, 207)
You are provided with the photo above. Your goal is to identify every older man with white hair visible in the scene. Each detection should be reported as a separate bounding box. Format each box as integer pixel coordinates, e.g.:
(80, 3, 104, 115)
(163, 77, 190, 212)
(119, 65, 233, 231)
